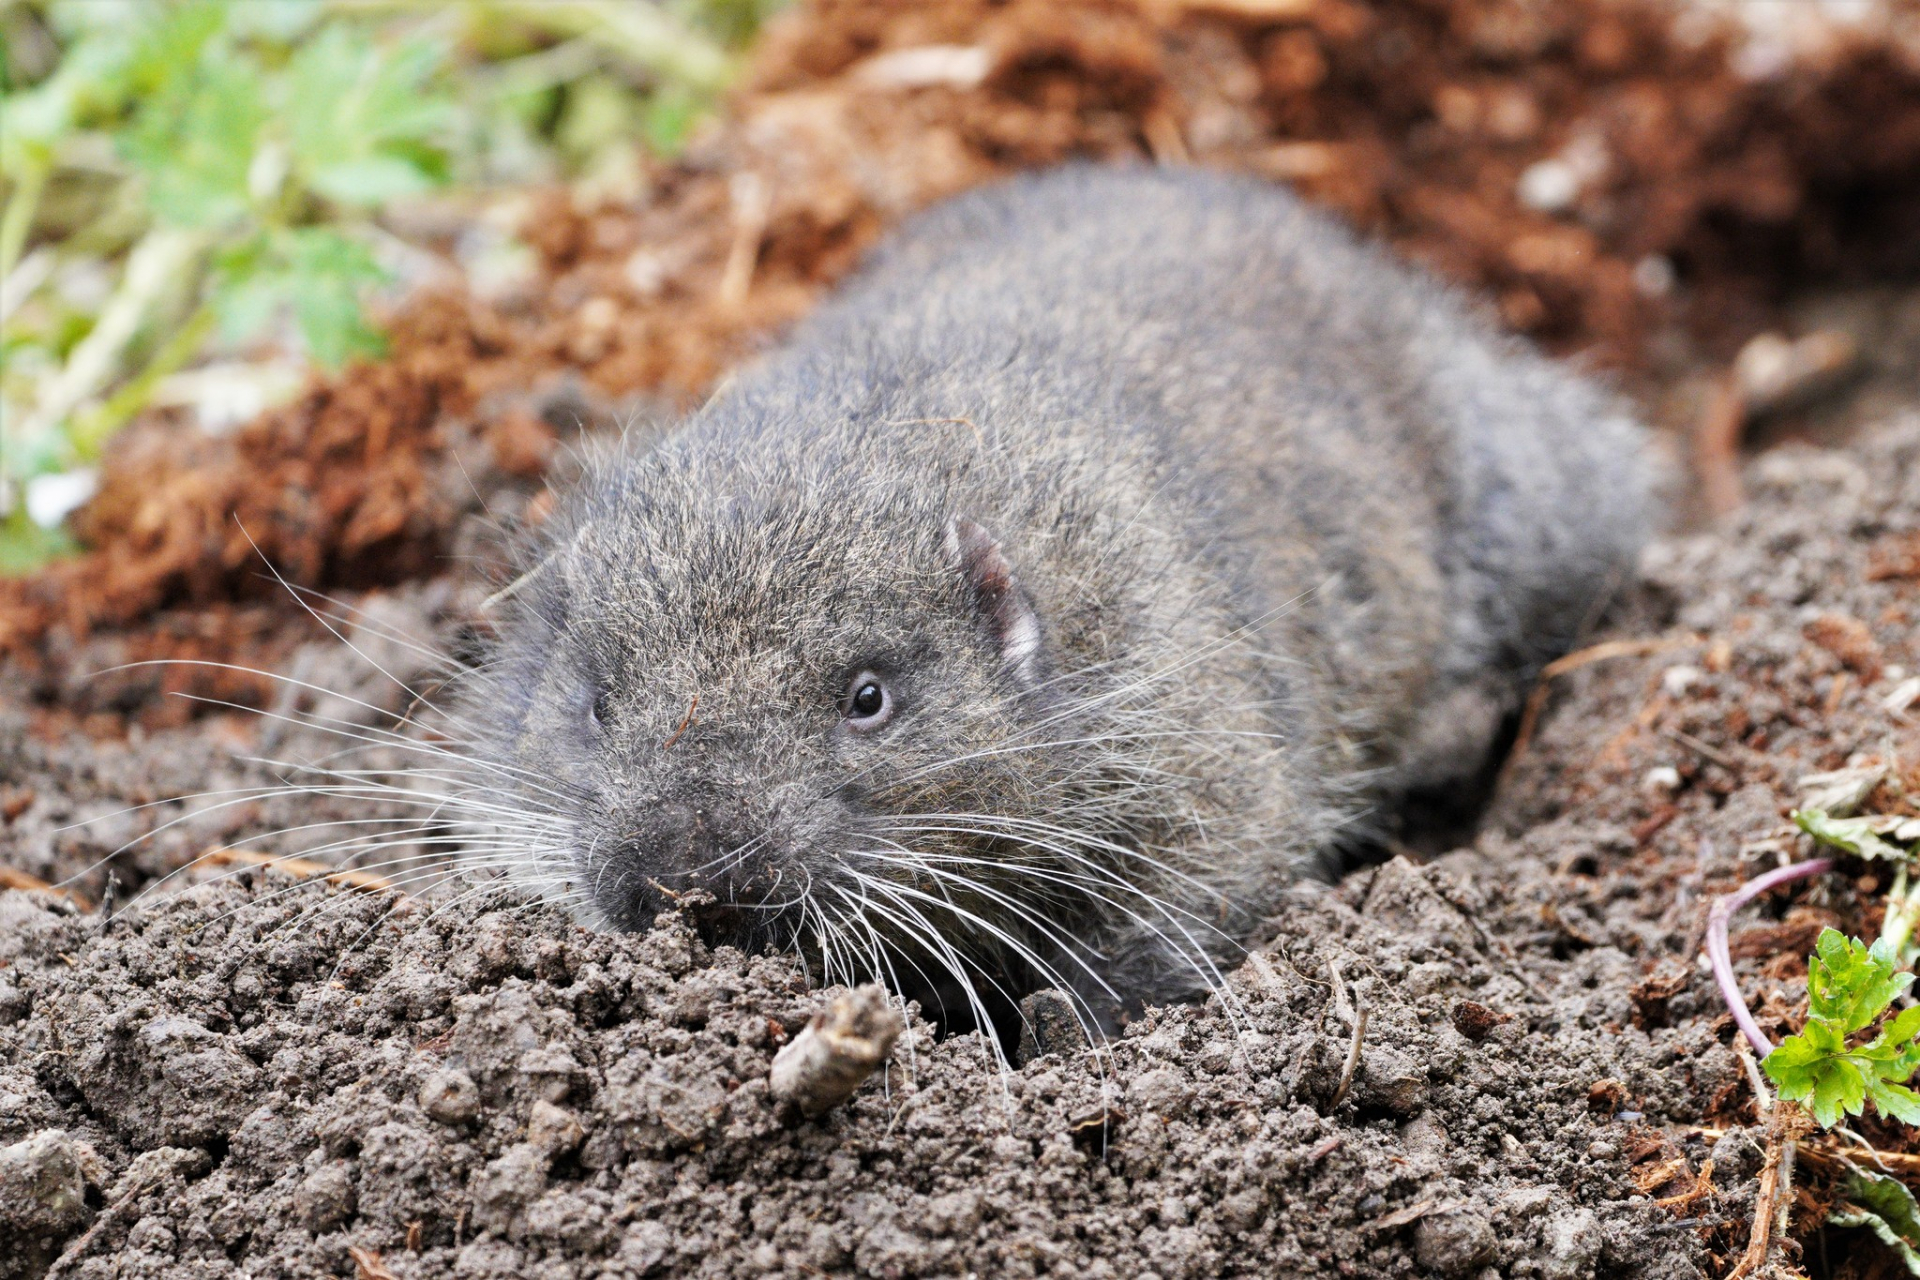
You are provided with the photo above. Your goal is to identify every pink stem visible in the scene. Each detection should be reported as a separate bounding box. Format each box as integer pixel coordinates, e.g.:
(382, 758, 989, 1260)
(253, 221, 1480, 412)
(1707, 856, 1835, 1058)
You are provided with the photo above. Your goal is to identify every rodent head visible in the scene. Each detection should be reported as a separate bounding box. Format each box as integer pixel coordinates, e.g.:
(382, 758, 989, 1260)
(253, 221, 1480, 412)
(465, 425, 1171, 1016)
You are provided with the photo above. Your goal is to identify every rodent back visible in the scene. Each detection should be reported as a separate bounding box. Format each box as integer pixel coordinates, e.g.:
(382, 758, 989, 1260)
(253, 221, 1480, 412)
(774, 164, 1653, 755)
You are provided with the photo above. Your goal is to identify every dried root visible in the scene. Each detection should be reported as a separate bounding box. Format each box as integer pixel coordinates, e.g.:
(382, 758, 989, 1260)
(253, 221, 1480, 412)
(769, 984, 903, 1118)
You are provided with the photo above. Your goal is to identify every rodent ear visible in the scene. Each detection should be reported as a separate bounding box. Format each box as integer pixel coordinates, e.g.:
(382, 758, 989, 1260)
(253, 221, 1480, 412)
(946, 515, 1045, 685)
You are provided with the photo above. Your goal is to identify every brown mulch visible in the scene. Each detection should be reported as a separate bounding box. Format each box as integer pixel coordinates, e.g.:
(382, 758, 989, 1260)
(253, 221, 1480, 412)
(5, 0, 1920, 712)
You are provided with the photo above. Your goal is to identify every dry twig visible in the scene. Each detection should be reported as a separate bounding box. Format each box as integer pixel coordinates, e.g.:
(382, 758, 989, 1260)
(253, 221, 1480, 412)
(717, 171, 769, 309)
(348, 1247, 398, 1280)
(1323, 959, 1369, 1112)
(1328, 1003, 1370, 1113)
(1652, 1159, 1716, 1212)
(1726, 1102, 1814, 1280)
(0, 864, 90, 907)
(661, 693, 700, 749)
(1506, 635, 1698, 764)
(201, 848, 400, 895)
(1663, 726, 1741, 772)
(1696, 375, 1747, 518)
(769, 984, 903, 1117)
(1735, 1039, 1774, 1117)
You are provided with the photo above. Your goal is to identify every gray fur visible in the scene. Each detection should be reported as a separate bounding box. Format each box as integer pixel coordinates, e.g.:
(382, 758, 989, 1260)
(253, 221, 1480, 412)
(464, 165, 1655, 1027)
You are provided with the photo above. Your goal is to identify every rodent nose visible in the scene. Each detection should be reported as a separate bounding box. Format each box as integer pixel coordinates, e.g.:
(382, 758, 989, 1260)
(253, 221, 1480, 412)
(631, 796, 772, 899)
(612, 793, 790, 951)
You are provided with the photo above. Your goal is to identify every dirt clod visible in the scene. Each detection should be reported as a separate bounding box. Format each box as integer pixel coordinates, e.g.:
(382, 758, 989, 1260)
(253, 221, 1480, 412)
(1414, 1203, 1499, 1276)
(1450, 999, 1511, 1042)
(0, 1129, 92, 1276)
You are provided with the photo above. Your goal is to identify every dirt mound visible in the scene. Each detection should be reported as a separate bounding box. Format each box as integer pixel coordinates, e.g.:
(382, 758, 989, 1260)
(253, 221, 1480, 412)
(0, 854, 1714, 1279)
(3, 416, 1917, 1277)
(6, 0, 1920, 721)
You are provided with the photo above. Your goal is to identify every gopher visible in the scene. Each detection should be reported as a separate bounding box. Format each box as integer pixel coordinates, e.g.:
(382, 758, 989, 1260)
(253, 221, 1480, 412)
(465, 165, 1654, 1033)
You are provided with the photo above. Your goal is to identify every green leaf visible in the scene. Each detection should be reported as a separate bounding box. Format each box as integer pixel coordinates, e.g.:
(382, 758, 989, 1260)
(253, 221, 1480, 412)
(1869, 1079, 1920, 1126)
(1766, 1023, 1858, 1129)
(1796, 808, 1915, 862)
(1765, 1021, 1863, 1128)
(122, 0, 225, 99)
(118, 6, 266, 230)
(286, 26, 454, 211)
(293, 281, 385, 368)
(209, 233, 275, 345)
(1810, 929, 1912, 1034)
(0, 510, 78, 577)
(1886, 1006, 1920, 1046)
(208, 227, 387, 368)
(1767, 929, 1920, 1129)
(282, 227, 387, 367)
(0, 422, 72, 483)
(640, 83, 705, 159)
(0, 15, 144, 170)
(1834, 1169, 1920, 1275)
(307, 155, 438, 207)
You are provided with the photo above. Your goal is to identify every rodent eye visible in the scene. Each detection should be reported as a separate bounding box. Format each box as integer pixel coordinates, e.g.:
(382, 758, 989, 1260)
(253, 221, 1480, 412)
(591, 687, 613, 728)
(843, 672, 893, 730)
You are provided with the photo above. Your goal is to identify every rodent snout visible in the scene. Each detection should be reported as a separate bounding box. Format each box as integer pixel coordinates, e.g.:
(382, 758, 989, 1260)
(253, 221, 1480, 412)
(608, 793, 796, 935)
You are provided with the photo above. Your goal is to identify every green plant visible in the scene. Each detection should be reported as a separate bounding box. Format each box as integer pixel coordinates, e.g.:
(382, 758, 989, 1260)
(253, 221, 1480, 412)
(1764, 928, 1920, 1128)
(1711, 802, 1920, 1272)
(4, 3, 448, 439)
(1, 0, 772, 573)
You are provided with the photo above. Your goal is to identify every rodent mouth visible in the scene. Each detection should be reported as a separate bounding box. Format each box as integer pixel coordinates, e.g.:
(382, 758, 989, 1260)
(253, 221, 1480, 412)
(600, 857, 1080, 1044)
(611, 868, 793, 955)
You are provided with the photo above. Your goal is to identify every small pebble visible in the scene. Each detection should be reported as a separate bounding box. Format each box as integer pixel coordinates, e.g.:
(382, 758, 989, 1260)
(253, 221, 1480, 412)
(1517, 159, 1580, 212)
(0, 1129, 91, 1236)
(1632, 255, 1676, 298)
(420, 1069, 480, 1125)
(1661, 664, 1703, 697)
(1357, 1047, 1429, 1117)
(1415, 1206, 1498, 1276)
(1642, 765, 1682, 794)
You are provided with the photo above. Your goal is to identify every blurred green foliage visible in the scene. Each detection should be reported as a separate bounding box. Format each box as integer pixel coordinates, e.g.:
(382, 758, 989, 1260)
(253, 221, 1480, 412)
(0, 0, 781, 572)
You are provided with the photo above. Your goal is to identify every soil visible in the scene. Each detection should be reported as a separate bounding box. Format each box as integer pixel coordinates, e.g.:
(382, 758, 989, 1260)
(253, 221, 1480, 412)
(6, 0, 1920, 1275)
(3, 417, 1919, 1278)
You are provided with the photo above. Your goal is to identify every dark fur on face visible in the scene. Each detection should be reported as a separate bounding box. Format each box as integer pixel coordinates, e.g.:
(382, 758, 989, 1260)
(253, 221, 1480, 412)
(463, 166, 1655, 1031)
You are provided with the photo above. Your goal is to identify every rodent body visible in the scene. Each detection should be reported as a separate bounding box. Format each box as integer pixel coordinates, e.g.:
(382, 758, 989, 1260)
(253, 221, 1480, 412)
(469, 166, 1654, 1029)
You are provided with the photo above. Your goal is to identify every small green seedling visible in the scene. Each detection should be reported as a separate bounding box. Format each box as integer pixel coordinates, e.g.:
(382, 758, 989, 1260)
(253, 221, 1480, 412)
(1765, 928, 1920, 1128)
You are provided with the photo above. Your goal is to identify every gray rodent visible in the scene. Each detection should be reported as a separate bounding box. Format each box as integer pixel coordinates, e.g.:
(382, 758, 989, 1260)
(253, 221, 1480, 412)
(465, 165, 1655, 1033)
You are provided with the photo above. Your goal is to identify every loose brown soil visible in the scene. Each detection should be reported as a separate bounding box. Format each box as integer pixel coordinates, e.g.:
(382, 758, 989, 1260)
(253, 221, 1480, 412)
(5, 1, 1920, 1276)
